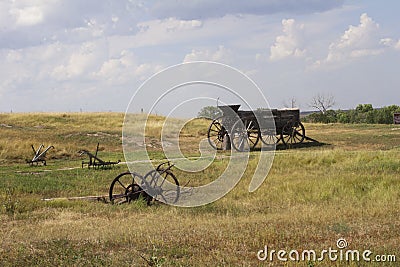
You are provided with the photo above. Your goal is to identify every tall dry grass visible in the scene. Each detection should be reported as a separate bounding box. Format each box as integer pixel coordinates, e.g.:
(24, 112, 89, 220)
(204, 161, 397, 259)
(0, 113, 399, 266)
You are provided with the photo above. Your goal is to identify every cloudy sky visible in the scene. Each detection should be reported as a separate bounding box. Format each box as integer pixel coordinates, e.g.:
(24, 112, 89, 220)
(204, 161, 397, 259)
(1, 0, 399, 114)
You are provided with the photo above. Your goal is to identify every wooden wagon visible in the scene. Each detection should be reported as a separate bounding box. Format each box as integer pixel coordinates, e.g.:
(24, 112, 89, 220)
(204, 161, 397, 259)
(207, 105, 306, 151)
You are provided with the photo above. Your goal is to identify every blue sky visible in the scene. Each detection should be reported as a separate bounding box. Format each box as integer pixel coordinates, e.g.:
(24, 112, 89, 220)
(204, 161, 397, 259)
(0, 0, 399, 115)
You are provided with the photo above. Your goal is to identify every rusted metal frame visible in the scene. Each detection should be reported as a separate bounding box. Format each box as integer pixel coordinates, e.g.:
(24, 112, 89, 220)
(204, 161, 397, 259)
(28, 144, 54, 165)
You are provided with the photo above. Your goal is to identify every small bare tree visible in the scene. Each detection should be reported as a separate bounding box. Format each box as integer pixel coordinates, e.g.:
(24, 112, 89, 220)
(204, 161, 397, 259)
(309, 94, 335, 114)
(283, 97, 298, 108)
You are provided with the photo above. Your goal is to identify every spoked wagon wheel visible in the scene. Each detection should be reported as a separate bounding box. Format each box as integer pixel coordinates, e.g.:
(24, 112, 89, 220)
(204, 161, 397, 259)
(207, 117, 227, 150)
(231, 118, 260, 152)
(109, 172, 147, 205)
(281, 122, 305, 148)
(260, 129, 280, 146)
(142, 168, 180, 204)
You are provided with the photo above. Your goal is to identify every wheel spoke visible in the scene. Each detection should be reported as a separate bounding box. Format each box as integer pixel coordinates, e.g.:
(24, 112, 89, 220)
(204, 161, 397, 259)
(212, 137, 221, 144)
(238, 137, 245, 149)
(213, 125, 221, 132)
(159, 175, 167, 187)
(249, 133, 258, 139)
(117, 180, 127, 189)
(246, 121, 253, 131)
(160, 194, 168, 203)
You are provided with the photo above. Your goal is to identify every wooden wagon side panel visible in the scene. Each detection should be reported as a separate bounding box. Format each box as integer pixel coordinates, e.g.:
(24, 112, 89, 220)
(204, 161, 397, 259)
(275, 109, 300, 128)
(218, 105, 241, 129)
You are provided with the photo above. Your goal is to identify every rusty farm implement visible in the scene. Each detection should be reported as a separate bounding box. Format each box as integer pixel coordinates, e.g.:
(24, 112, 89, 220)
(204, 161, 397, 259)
(43, 161, 181, 206)
(27, 144, 54, 166)
(109, 162, 180, 205)
(78, 143, 120, 169)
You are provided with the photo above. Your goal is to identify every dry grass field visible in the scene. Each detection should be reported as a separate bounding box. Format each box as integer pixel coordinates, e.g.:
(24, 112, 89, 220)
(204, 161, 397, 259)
(0, 113, 399, 266)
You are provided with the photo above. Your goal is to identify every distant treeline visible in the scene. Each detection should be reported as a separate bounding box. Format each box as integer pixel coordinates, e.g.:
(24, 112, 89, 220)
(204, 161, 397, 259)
(303, 104, 400, 124)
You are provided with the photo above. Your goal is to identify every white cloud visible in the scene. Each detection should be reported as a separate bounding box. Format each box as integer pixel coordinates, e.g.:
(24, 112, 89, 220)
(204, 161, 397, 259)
(138, 18, 190, 33)
(314, 13, 388, 68)
(0, 1, 144, 49)
(380, 38, 394, 47)
(51, 41, 106, 80)
(380, 38, 400, 50)
(183, 45, 233, 64)
(165, 18, 203, 31)
(95, 50, 163, 83)
(270, 19, 306, 61)
(104, 17, 204, 53)
(5, 0, 55, 29)
(134, 17, 203, 45)
(150, 0, 344, 19)
(10, 6, 44, 26)
(5, 50, 23, 62)
(332, 14, 379, 53)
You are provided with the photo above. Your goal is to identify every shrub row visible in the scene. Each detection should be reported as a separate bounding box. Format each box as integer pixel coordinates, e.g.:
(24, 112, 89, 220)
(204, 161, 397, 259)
(303, 104, 400, 124)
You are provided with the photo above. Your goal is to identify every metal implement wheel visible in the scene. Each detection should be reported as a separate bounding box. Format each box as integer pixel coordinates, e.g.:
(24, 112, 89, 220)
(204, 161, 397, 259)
(260, 129, 280, 146)
(143, 168, 180, 204)
(109, 172, 148, 205)
(207, 117, 227, 150)
(281, 122, 305, 147)
(231, 118, 260, 151)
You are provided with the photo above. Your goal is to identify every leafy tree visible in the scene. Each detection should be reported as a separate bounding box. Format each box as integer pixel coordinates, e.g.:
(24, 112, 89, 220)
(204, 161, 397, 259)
(304, 110, 337, 123)
(197, 106, 221, 119)
(337, 111, 350, 123)
(376, 105, 400, 124)
(356, 104, 373, 113)
(304, 104, 400, 124)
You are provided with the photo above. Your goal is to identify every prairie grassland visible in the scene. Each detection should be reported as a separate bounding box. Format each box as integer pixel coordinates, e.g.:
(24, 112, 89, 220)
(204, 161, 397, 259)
(0, 113, 399, 266)
(0, 112, 125, 163)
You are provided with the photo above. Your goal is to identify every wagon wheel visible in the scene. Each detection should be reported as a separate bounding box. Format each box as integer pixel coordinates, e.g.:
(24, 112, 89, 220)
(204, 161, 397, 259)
(231, 118, 260, 152)
(260, 129, 280, 146)
(142, 168, 180, 204)
(207, 116, 227, 150)
(281, 122, 305, 148)
(109, 172, 145, 204)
